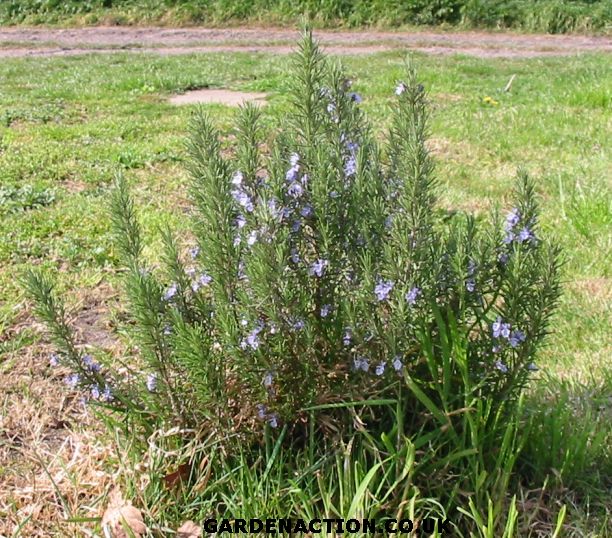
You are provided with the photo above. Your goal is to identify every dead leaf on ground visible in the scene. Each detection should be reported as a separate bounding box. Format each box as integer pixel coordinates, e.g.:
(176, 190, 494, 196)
(163, 462, 191, 490)
(101, 488, 147, 538)
(177, 520, 202, 537)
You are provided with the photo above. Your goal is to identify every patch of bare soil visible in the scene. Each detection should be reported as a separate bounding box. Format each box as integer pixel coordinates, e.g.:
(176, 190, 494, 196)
(169, 88, 267, 106)
(0, 27, 610, 58)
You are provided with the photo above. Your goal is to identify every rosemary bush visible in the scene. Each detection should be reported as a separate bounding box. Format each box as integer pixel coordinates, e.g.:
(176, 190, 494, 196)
(25, 32, 563, 532)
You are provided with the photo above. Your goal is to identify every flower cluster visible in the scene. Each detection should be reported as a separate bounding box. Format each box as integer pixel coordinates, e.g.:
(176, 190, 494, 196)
(503, 208, 537, 246)
(51, 352, 113, 403)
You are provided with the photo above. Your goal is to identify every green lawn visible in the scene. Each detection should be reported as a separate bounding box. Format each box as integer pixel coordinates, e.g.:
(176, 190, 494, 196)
(0, 49, 610, 535)
(1, 50, 609, 375)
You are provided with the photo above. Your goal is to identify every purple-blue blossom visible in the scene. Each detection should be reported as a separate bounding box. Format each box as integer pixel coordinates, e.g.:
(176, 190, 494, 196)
(66, 373, 80, 388)
(267, 414, 279, 428)
(235, 214, 247, 229)
(247, 230, 258, 246)
(405, 287, 421, 305)
(231, 189, 254, 212)
(256, 403, 267, 420)
(287, 181, 303, 198)
(375, 279, 394, 301)
(349, 92, 362, 103)
(83, 354, 101, 373)
(392, 355, 403, 371)
(164, 283, 178, 301)
(492, 317, 511, 339)
(508, 330, 526, 348)
(343, 328, 352, 347)
(375, 362, 386, 376)
(309, 259, 328, 278)
(505, 208, 520, 231)
(146, 373, 158, 392)
(344, 155, 357, 177)
(231, 171, 243, 186)
(49, 354, 59, 367)
(517, 227, 534, 243)
(494, 360, 509, 374)
(291, 319, 305, 331)
(353, 356, 370, 372)
(263, 371, 274, 388)
(395, 82, 407, 96)
(192, 272, 212, 292)
(300, 204, 313, 218)
(320, 304, 332, 318)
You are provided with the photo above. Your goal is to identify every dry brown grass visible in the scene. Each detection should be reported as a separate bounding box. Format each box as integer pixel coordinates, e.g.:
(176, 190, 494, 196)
(0, 284, 122, 537)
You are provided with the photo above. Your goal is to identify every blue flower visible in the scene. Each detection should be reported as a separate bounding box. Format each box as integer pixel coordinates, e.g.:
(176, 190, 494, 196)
(494, 360, 509, 374)
(505, 208, 520, 231)
(527, 363, 539, 372)
(231, 171, 243, 186)
(83, 354, 101, 373)
(66, 373, 80, 388)
(235, 214, 247, 229)
(247, 230, 258, 246)
(256, 403, 267, 420)
(392, 355, 403, 371)
(164, 283, 178, 301)
(291, 219, 302, 233)
(395, 82, 407, 96)
(466, 279, 476, 292)
(353, 356, 370, 372)
(320, 304, 332, 317)
(233, 235, 241, 247)
(344, 155, 357, 177)
(245, 322, 264, 350)
(492, 317, 511, 339)
(267, 197, 280, 219)
(291, 319, 305, 331)
(189, 246, 200, 259)
(290, 248, 300, 264)
(343, 328, 352, 347)
(405, 287, 421, 305)
(309, 259, 328, 278)
(374, 279, 394, 301)
(517, 227, 534, 243)
(287, 181, 303, 198)
(267, 413, 279, 428)
(192, 272, 212, 292)
(146, 373, 157, 392)
(300, 204, 313, 218)
(263, 371, 274, 388)
(349, 92, 362, 103)
(49, 354, 60, 367)
(375, 362, 386, 376)
(508, 330, 526, 348)
(231, 189, 254, 212)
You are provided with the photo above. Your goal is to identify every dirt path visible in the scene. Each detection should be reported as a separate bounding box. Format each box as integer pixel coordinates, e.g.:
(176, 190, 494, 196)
(0, 27, 610, 58)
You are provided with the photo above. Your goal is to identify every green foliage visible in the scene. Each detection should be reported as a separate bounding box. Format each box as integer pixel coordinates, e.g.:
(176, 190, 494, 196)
(0, 0, 609, 33)
(23, 33, 572, 534)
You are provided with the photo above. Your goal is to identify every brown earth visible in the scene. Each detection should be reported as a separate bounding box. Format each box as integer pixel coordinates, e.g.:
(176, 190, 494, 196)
(0, 27, 610, 58)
